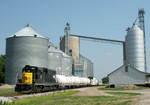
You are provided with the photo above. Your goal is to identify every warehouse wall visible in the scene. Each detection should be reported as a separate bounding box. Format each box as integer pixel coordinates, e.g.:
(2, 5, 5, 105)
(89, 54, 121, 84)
(108, 65, 149, 87)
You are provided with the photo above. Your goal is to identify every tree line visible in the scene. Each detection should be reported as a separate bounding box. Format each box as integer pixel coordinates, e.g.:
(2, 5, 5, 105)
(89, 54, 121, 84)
(0, 55, 5, 83)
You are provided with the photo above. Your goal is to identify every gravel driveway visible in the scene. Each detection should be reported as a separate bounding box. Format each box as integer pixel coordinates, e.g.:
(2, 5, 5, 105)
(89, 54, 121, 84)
(72, 87, 113, 96)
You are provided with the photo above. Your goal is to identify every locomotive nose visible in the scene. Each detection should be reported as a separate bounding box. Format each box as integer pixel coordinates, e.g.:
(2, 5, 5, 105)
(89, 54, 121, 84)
(22, 72, 33, 84)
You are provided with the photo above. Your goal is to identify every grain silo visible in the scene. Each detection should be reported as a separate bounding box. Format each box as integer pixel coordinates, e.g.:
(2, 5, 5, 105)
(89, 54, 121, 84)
(125, 23, 146, 72)
(61, 51, 73, 76)
(5, 24, 49, 85)
(80, 55, 93, 77)
(48, 46, 62, 74)
(69, 36, 80, 63)
(60, 36, 80, 63)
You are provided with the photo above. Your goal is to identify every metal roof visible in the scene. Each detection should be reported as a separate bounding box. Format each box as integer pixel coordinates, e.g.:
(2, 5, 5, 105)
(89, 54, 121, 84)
(48, 46, 71, 58)
(129, 24, 143, 32)
(108, 64, 150, 77)
(60, 50, 71, 57)
(8, 24, 45, 38)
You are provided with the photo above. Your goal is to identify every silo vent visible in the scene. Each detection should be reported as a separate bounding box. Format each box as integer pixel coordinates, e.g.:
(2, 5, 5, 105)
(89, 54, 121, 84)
(126, 27, 130, 31)
(34, 34, 37, 37)
(26, 24, 31, 27)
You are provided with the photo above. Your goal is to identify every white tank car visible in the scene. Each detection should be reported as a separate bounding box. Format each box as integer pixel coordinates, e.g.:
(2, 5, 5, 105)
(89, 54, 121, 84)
(55, 74, 90, 87)
(91, 78, 99, 86)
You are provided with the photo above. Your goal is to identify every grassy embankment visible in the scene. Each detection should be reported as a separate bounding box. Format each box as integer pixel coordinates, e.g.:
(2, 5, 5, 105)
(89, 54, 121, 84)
(1, 89, 140, 105)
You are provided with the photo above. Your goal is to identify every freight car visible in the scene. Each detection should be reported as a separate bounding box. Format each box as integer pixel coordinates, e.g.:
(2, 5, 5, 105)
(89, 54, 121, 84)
(15, 65, 98, 93)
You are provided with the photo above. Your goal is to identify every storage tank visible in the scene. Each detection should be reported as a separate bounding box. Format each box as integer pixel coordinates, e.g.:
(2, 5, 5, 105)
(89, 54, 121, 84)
(80, 55, 94, 77)
(125, 23, 146, 72)
(69, 36, 80, 63)
(91, 77, 99, 85)
(89, 61, 94, 77)
(60, 35, 80, 63)
(86, 59, 93, 77)
(5, 24, 49, 85)
(61, 51, 72, 76)
(80, 55, 88, 77)
(48, 46, 62, 74)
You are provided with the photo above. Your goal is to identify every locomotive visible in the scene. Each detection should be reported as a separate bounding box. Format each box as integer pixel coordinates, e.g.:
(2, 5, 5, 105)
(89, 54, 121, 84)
(15, 65, 98, 93)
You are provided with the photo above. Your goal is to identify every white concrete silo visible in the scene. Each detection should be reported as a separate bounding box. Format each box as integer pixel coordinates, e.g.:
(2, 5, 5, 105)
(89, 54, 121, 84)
(125, 23, 146, 72)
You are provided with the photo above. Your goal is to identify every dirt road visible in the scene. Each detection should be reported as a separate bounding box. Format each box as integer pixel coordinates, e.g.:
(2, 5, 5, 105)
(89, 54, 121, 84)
(106, 89, 150, 105)
(72, 87, 150, 105)
(72, 87, 112, 96)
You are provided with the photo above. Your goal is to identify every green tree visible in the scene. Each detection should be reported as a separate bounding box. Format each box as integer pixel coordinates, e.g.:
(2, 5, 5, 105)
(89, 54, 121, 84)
(0, 55, 5, 83)
(102, 77, 109, 84)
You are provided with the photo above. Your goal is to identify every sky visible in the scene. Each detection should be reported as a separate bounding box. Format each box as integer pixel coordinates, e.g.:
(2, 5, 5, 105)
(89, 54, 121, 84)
(0, 0, 150, 82)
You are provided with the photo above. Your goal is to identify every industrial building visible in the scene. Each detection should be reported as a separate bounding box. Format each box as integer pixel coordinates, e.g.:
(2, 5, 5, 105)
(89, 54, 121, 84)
(5, 23, 94, 85)
(5, 9, 147, 86)
(60, 23, 94, 78)
(108, 65, 150, 87)
(108, 9, 148, 87)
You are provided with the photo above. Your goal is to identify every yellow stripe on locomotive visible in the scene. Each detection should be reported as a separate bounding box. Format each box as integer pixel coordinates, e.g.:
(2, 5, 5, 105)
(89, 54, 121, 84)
(22, 72, 33, 84)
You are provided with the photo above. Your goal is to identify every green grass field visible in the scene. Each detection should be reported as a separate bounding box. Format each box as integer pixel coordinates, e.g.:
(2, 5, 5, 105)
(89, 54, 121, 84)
(1, 90, 139, 105)
(106, 92, 141, 96)
(0, 88, 19, 96)
(99, 87, 150, 91)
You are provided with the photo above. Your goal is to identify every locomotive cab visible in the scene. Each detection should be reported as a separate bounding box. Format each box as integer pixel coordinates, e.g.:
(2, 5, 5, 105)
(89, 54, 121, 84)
(22, 69, 33, 84)
(21, 65, 38, 84)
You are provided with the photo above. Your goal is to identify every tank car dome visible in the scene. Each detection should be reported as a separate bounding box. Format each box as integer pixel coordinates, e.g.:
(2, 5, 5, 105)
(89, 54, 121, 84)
(8, 24, 45, 38)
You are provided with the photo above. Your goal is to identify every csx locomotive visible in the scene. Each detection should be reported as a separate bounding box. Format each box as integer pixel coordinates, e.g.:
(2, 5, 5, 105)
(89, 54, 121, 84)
(15, 65, 98, 93)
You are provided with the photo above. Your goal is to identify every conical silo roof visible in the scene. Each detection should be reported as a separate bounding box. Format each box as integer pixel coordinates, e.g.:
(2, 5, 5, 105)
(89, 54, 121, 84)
(8, 24, 45, 38)
(128, 24, 143, 34)
(48, 46, 70, 57)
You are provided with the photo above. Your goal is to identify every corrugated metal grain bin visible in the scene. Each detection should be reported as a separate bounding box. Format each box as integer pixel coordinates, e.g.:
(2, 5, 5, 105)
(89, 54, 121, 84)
(5, 24, 49, 85)
(80, 55, 93, 77)
(48, 46, 62, 74)
(125, 24, 146, 72)
(61, 51, 73, 76)
(89, 61, 94, 77)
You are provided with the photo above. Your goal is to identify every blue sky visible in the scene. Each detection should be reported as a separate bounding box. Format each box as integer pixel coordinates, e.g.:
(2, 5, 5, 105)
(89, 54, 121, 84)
(0, 0, 150, 81)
